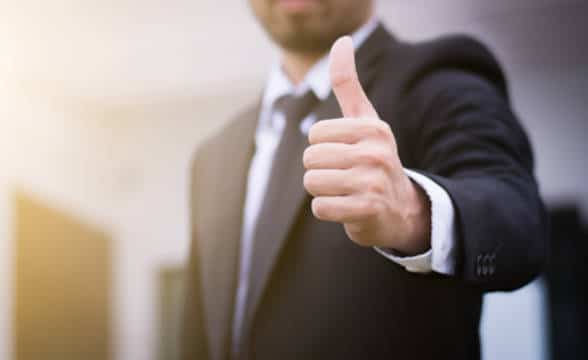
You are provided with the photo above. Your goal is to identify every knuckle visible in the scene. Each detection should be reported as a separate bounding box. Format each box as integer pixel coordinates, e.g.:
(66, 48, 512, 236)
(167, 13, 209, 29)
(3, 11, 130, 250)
(339, 131, 357, 144)
(358, 123, 378, 139)
(361, 120, 391, 139)
(376, 121, 393, 138)
(341, 175, 355, 194)
(331, 72, 355, 89)
(366, 177, 386, 195)
(360, 197, 382, 218)
(354, 173, 372, 193)
(358, 147, 389, 167)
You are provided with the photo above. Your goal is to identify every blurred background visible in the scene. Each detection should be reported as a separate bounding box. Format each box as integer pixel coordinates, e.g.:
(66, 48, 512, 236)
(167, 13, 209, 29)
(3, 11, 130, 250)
(1, 0, 587, 359)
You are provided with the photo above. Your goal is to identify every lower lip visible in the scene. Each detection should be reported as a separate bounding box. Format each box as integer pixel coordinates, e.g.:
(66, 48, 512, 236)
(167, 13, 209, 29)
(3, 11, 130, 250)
(277, 0, 318, 13)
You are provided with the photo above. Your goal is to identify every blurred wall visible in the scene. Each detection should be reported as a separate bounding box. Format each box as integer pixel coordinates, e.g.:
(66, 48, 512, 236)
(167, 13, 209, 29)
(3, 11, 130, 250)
(1, 1, 587, 359)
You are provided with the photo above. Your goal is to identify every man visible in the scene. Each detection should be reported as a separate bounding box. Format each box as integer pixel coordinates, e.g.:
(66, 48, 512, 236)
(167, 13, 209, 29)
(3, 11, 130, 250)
(182, 1, 548, 359)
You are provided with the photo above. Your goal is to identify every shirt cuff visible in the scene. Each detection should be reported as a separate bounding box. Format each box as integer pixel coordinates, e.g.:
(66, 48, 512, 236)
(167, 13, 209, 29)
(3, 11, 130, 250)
(373, 169, 457, 275)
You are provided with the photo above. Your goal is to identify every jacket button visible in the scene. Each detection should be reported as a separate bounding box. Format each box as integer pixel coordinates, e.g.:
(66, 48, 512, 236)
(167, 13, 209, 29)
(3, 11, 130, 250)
(476, 254, 483, 276)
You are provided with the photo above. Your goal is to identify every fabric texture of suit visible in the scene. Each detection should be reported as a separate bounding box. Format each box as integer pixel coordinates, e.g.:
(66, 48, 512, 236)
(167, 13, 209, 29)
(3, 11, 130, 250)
(182, 25, 549, 360)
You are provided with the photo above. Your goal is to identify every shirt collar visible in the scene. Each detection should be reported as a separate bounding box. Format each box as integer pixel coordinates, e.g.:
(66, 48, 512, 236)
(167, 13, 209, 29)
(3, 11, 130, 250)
(261, 17, 379, 111)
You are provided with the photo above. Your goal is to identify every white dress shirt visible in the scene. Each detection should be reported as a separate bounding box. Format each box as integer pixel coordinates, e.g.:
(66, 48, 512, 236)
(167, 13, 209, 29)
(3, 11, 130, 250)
(232, 18, 457, 349)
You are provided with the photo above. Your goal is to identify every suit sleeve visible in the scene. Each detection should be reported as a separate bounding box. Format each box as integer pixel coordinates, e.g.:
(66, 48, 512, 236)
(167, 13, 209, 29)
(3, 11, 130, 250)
(403, 70, 549, 292)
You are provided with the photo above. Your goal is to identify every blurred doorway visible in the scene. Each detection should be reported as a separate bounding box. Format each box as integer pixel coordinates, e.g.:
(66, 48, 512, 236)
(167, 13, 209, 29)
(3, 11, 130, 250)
(13, 191, 112, 360)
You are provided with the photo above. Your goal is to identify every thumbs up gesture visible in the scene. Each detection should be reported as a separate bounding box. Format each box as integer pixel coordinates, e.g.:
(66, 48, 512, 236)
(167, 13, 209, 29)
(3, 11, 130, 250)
(303, 36, 431, 255)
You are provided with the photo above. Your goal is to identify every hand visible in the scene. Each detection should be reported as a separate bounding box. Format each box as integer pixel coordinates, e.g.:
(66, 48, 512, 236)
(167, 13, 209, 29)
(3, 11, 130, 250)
(302, 36, 431, 255)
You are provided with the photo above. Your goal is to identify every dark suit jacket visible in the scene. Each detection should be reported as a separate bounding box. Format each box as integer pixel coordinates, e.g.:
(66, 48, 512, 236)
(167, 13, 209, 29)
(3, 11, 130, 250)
(182, 25, 549, 360)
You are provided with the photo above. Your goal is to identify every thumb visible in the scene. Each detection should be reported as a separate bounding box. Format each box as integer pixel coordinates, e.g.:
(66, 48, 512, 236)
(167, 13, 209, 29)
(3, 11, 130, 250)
(329, 36, 377, 118)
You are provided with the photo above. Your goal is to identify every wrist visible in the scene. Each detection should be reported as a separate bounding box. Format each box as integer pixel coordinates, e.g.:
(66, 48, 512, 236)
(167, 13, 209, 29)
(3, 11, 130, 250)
(397, 179, 432, 255)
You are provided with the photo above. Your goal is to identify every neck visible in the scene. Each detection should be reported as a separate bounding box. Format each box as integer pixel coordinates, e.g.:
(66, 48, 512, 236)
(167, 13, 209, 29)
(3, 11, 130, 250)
(281, 50, 326, 86)
(279, 13, 375, 85)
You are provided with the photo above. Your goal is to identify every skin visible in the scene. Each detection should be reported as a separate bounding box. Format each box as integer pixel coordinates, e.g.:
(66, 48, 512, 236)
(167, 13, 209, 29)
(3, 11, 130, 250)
(249, 0, 374, 83)
(249, 0, 431, 255)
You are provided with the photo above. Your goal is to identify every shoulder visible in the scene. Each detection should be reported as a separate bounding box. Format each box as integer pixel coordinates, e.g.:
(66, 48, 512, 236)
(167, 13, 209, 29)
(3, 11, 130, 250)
(381, 32, 508, 98)
(189, 103, 260, 180)
(383, 34, 513, 122)
(405, 34, 500, 66)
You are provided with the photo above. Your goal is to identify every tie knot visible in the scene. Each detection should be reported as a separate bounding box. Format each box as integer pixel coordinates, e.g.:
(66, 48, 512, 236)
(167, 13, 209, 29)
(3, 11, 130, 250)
(274, 91, 319, 129)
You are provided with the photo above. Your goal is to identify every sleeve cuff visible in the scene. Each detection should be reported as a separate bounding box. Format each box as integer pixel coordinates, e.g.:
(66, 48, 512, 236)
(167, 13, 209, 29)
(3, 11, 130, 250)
(373, 169, 457, 275)
(374, 247, 433, 273)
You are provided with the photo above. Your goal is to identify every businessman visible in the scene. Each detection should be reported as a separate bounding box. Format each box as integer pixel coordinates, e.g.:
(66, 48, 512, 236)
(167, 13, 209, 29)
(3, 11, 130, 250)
(182, 1, 549, 359)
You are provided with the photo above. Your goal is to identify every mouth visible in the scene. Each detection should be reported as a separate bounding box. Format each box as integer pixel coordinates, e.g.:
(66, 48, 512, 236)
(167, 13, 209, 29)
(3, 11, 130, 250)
(276, 0, 320, 14)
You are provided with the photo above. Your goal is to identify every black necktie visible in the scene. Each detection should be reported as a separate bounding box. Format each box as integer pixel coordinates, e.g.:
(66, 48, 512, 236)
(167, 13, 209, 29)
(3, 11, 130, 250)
(237, 91, 319, 358)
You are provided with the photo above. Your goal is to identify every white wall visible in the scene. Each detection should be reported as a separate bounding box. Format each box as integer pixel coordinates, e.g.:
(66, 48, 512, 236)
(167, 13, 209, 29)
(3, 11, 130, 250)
(1, 1, 586, 359)
(0, 179, 13, 360)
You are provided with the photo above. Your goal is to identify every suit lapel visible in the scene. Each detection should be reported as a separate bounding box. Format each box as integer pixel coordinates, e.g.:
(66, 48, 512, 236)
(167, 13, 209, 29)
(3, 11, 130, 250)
(243, 24, 392, 333)
(196, 105, 259, 360)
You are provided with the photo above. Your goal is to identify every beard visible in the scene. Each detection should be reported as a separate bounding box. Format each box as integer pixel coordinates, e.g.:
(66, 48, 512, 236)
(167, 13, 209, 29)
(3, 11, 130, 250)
(254, 1, 370, 55)
(264, 16, 342, 54)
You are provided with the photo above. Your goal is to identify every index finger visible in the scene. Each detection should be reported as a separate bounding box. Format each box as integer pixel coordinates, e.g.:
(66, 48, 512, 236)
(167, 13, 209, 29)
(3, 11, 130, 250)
(308, 117, 388, 145)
